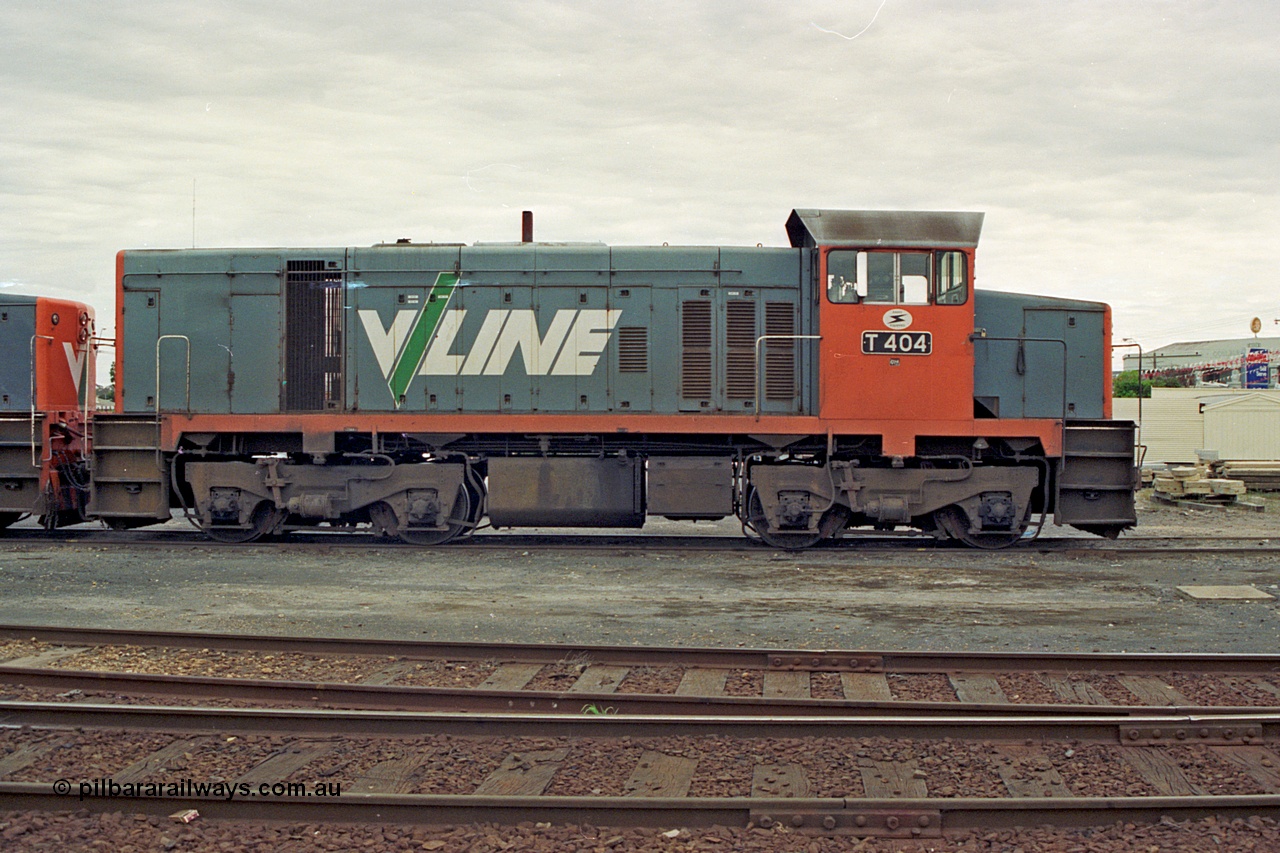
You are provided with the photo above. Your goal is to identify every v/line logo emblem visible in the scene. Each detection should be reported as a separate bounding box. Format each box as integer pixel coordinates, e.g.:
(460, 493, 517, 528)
(63, 342, 88, 393)
(357, 273, 623, 406)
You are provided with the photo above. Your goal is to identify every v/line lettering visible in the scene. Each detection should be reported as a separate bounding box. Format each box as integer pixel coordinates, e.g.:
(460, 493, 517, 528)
(357, 274, 623, 404)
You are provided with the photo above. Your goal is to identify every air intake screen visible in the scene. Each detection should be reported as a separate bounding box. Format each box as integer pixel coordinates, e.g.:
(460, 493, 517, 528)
(680, 301, 712, 400)
(285, 260, 344, 411)
(617, 326, 649, 373)
(764, 301, 796, 401)
(725, 300, 757, 399)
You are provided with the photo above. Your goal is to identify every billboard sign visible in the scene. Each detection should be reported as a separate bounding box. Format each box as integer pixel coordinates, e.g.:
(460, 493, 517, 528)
(1245, 347, 1270, 389)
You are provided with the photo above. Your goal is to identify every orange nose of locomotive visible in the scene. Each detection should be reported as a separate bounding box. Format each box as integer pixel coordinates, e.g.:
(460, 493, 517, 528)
(33, 297, 96, 412)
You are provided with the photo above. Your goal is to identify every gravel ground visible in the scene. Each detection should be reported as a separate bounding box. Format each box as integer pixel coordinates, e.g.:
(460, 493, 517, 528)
(3, 493, 1280, 848)
(41, 645, 390, 682)
(3, 492, 1278, 655)
(1, 812, 1278, 852)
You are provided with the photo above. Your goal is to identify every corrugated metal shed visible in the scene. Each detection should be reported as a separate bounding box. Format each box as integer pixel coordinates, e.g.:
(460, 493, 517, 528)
(1119, 337, 1278, 388)
(1113, 387, 1280, 465)
(1120, 337, 1280, 372)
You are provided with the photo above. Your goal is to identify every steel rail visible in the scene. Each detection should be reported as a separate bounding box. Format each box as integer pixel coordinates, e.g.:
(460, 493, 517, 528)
(5, 665, 1267, 718)
(4, 623, 1280, 676)
(1, 786, 1279, 835)
(1, 700, 1276, 743)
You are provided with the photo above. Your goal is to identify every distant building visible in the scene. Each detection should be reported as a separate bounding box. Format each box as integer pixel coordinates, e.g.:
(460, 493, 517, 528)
(1114, 388, 1280, 465)
(1121, 337, 1278, 388)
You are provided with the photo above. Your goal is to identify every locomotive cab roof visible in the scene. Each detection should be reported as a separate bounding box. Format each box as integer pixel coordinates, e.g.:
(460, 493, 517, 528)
(785, 209, 984, 250)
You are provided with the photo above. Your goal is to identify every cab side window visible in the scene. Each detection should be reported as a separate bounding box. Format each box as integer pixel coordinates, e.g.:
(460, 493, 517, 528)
(935, 251, 968, 305)
(826, 250, 860, 303)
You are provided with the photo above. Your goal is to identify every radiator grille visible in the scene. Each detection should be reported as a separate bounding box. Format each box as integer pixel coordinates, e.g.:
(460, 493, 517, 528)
(680, 301, 712, 400)
(285, 260, 344, 411)
(764, 301, 796, 402)
(617, 326, 649, 373)
(725, 300, 757, 399)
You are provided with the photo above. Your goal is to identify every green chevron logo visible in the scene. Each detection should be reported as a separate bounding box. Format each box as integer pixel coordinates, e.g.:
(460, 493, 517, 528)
(359, 272, 459, 405)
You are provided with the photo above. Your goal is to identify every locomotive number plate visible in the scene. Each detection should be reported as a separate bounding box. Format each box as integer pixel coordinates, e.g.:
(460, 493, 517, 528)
(861, 331, 932, 355)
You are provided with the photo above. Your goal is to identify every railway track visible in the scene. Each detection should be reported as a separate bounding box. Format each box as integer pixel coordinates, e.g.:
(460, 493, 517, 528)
(2, 700, 1279, 839)
(4, 628, 1280, 845)
(2, 624, 1279, 717)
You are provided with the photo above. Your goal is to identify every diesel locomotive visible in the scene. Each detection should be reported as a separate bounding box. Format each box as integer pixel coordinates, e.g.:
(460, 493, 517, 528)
(0, 293, 96, 528)
(3, 209, 1138, 548)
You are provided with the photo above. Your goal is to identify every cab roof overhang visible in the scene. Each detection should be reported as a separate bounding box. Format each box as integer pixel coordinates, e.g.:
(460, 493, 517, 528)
(786, 209, 984, 250)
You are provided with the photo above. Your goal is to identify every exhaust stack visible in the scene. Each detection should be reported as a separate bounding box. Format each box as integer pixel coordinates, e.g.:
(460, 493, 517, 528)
(522, 210, 533, 243)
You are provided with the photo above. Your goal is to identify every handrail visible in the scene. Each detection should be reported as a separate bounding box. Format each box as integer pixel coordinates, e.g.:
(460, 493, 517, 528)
(79, 337, 95, 468)
(155, 335, 191, 474)
(155, 335, 191, 415)
(753, 334, 821, 420)
(1112, 340, 1144, 467)
(28, 335, 53, 469)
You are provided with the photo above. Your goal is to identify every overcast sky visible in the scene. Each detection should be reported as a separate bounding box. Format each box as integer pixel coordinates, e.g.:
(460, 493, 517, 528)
(2, 1, 1277, 368)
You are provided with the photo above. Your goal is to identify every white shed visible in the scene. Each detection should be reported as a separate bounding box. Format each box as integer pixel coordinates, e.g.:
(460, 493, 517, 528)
(1201, 394, 1280, 460)
(1113, 388, 1205, 466)
(1113, 387, 1280, 465)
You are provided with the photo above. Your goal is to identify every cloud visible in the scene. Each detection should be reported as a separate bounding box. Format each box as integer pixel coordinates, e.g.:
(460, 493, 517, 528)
(0, 0, 1276, 356)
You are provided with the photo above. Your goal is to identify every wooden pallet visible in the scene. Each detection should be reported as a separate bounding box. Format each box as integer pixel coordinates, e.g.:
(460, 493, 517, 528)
(1151, 491, 1265, 512)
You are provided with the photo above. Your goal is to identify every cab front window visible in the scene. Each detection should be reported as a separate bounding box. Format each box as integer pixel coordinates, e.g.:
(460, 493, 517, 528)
(825, 249, 968, 306)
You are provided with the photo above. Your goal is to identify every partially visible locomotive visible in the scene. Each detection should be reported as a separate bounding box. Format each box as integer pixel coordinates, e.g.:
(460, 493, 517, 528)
(0, 293, 96, 529)
(73, 209, 1137, 547)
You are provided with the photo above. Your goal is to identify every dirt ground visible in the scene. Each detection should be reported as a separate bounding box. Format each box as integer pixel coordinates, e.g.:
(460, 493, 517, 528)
(1125, 488, 1280, 537)
(0, 490, 1277, 654)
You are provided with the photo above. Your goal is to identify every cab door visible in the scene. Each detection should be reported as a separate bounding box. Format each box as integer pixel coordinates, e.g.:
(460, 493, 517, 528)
(818, 247, 976, 431)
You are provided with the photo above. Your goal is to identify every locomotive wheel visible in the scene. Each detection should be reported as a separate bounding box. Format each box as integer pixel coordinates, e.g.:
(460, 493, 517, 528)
(0, 512, 20, 530)
(452, 474, 487, 541)
(745, 488, 825, 551)
(934, 505, 1025, 550)
(205, 502, 285, 544)
(399, 487, 473, 546)
(371, 488, 475, 546)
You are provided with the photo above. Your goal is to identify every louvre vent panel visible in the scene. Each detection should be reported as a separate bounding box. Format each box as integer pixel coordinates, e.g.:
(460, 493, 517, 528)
(617, 326, 649, 373)
(681, 352, 713, 398)
(725, 300, 757, 399)
(681, 301, 712, 346)
(681, 301, 713, 399)
(285, 261, 344, 411)
(726, 358, 756, 399)
(725, 301, 757, 348)
(764, 301, 797, 401)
